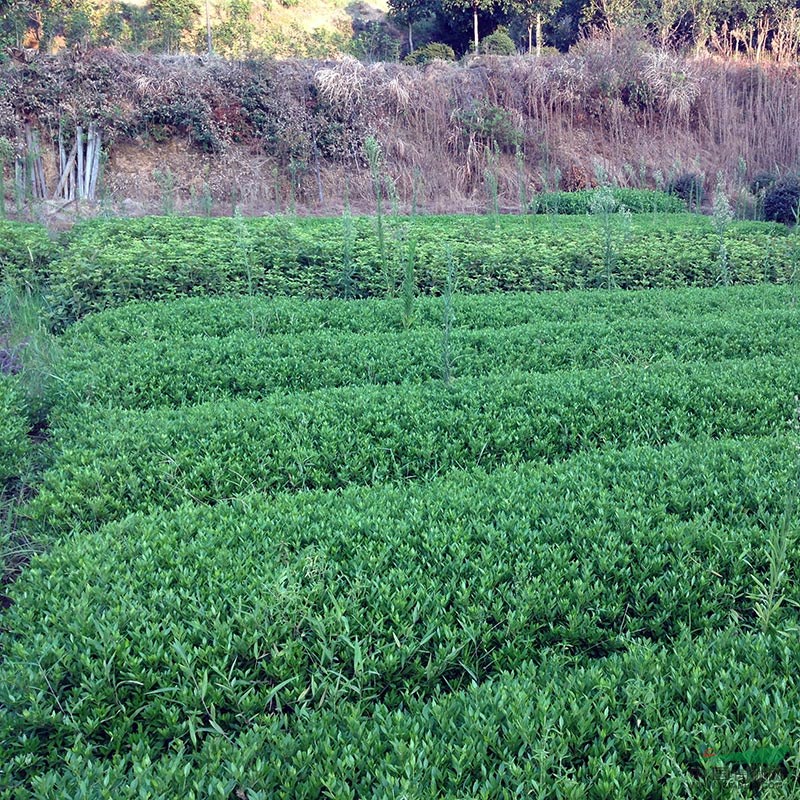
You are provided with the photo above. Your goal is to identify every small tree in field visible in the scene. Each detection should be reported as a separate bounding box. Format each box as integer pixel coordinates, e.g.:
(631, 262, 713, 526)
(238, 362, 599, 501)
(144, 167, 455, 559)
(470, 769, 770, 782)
(443, 0, 508, 54)
(510, 0, 562, 54)
(388, 0, 436, 53)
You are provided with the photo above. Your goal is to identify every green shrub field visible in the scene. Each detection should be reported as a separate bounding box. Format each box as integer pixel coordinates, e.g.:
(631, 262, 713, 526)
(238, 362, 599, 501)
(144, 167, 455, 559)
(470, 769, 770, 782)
(45, 214, 793, 322)
(533, 188, 686, 214)
(1, 218, 800, 798)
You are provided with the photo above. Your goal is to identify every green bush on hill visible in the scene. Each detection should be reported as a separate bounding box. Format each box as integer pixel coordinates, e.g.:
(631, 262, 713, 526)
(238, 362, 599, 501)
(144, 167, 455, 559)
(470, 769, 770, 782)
(532, 188, 685, 214)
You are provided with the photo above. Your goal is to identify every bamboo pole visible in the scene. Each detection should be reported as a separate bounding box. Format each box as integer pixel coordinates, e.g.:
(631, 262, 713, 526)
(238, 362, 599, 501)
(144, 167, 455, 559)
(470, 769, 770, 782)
(52, 141, 78, 200)
(84, 124, 95, 199)
(33, 130, 46, 198)
(88, 127, 101, 200)
(76, 125, 84, 200)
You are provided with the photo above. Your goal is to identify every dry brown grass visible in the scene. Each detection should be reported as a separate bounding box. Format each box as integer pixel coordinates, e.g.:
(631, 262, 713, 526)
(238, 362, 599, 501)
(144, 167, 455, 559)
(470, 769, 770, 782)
(3, 40, 800, 217)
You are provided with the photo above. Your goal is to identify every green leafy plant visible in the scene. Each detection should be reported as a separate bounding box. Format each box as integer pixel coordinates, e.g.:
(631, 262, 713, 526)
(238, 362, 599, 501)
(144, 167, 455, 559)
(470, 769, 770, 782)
(480, 25, 516, 55)
(43, 214, 795, 324)
(454, 100, 522, 153)
(402, 42, 456, 65)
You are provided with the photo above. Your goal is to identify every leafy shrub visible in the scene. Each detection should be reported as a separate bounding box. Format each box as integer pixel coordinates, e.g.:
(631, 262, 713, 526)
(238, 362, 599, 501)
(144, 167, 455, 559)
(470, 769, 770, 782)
(0, 221, 56, 288)
(667, 171, 705, 211)
(67, 284, 795, 343)
(3, 436, 799, 791)
(453, 100, 522, 151)
(533, 188, 685, 214)
(45, 215, 793, 324)
(4, 628, 798, 795)
(32, 354, 799, 533)
(480, 26, 516, 56)
(402, 42, 456, 65)
(59, 297, 800, 410)
(764, 175, 800, 224)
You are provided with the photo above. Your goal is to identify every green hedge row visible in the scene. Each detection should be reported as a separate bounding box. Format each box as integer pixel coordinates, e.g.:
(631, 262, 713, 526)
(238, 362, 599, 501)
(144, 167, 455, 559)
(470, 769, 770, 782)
(533, 187, 686, 214)
(59, 308, 800, 410)
(64, 283, 796, 344)
(0, 376, 29, 483)
(2, 436, 798, 792)
(47, 214, 793, 322)
(9, 629, 798, 799)
(32, 355, 799, 533)
(0, 220, 56, 287)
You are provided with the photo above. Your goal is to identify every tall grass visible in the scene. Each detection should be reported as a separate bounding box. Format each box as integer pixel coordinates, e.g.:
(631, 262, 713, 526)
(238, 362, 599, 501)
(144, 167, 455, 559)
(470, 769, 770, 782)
(0, 283, 59, 423)
(713, 175, 734, 286)
(440, 250, 456, 386)
(365, 136, 390, 295)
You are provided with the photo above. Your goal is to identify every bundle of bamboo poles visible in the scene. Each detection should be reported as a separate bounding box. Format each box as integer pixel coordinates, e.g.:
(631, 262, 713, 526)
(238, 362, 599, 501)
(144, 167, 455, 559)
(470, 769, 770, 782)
(53, 122, 102, 202)
(18, 125, 47, 200)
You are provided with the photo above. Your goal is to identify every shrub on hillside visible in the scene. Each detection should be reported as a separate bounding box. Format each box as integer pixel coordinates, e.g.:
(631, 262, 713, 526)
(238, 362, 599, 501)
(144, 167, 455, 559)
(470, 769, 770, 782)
(764, 175, 800, 224)
(750, 172, 776, 195)
(454, 99, 522, 151)
(532, 188, 685, 214)
(667, 172, 705, 211)
(481, 26, 516, 55)
(403, 42, 456, 65)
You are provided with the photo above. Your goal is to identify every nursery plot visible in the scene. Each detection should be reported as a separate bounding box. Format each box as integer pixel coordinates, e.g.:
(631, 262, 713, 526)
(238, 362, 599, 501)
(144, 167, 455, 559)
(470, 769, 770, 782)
(32, 355, 800, 534)
(2, 436, 799, 793)
(59, 304, 800, 410)
(45, 214, 795, 321)
(64, 283, 797, 343)
(3, 278, 800, 798)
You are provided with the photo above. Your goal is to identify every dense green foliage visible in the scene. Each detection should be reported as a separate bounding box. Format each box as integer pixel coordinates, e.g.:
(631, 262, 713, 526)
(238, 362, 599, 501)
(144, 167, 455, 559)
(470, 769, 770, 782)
(32, 355, 800, 533)
(0, 376, 29, 482)
(402, 41, 456, 63)
(60, 300, 800, 409)
(5, 0, 800, 59)
(47, 214, 791, 323)
(2, 629, 797, 797)
(66, 283, 796, 342)
(3, 277, 800, 797)
(533, 187, 685, 214)
(3, 437, 800, 795)
(0, 221, 55, 288)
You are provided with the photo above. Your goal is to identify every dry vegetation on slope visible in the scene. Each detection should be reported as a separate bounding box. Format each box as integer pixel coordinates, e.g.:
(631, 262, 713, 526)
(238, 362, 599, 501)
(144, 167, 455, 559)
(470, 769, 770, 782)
(1, 36, 799, 217)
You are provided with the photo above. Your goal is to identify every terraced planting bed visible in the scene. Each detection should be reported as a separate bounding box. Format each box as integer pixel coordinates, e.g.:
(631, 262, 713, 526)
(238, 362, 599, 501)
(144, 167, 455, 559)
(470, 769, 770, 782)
(1, 214, 799, 797)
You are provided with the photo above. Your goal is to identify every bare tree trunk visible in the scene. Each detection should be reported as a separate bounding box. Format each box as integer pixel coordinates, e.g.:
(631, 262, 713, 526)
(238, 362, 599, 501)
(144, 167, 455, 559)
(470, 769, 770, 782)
(528, 23, 532, 54)
(84, 124, 95, 199)
(536, 13, 542, 56)
(205, 0, 213, 54)
(408, 21, 413, 53)
(473, 0, 479, 53)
